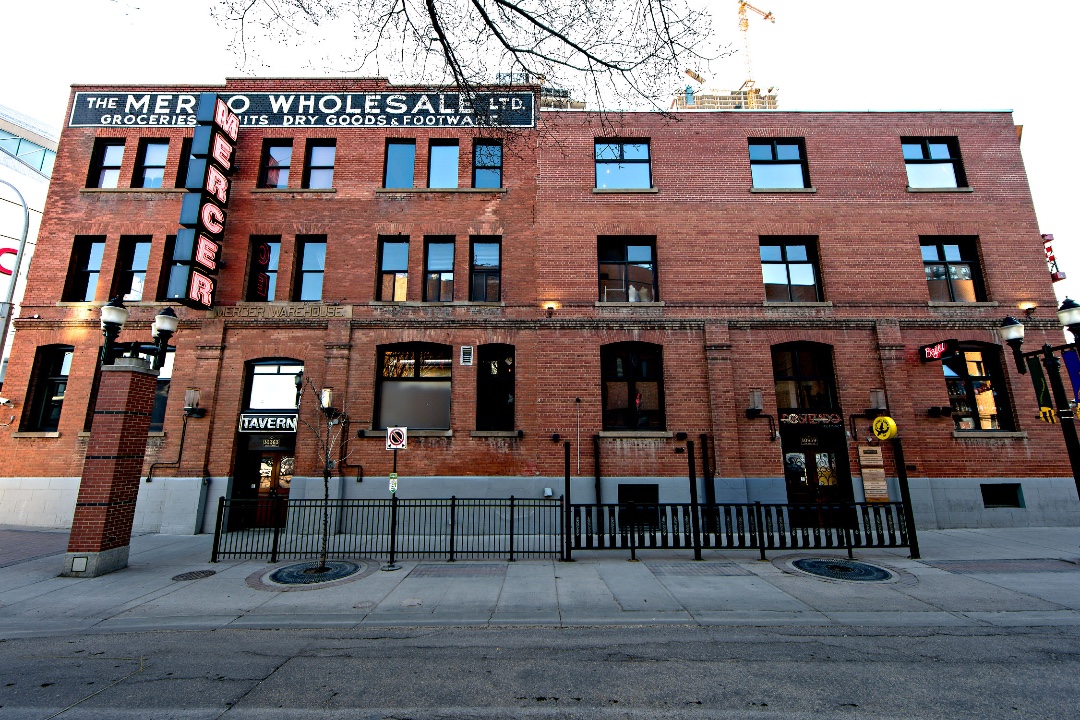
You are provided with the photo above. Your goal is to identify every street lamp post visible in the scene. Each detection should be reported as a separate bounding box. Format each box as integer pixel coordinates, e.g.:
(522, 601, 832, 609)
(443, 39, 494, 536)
(998, 298, 1080, 500)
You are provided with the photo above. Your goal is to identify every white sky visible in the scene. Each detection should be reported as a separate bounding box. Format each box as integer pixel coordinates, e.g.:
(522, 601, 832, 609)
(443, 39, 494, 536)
(3, 0, 1079, 305)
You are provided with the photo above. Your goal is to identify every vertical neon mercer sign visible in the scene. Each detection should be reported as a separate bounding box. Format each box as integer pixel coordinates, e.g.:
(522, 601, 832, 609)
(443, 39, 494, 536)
(167, 93, 239, 309)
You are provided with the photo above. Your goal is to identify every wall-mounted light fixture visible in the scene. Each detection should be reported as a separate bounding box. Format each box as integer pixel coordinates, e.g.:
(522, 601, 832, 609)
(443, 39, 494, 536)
(183, 388, 206, 418)
(551, 432, 561, 443)
(1018, 301, 1037, 318)
(744, 389, 776, 441)
(543, 301, 559, 318)
(850, 390, 889, 440)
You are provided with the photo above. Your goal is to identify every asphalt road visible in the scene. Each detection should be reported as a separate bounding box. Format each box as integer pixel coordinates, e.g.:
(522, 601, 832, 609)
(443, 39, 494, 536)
(1, 625, 1076, 719)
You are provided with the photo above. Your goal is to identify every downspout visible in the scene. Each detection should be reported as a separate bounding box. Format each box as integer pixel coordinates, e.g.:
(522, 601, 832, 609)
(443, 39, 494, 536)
(592, 434, 602, 504)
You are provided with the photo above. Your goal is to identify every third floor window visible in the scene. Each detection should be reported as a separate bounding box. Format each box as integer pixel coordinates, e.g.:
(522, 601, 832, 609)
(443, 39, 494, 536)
(748, 138, 810, 189)
(595, 140, 651, 189)
(133, 140, 168, 189)
(87, 139, 124, 188)
(259, 141, 293, 188)
(902, 137, 967, 189)
(302, 140, 336, 189)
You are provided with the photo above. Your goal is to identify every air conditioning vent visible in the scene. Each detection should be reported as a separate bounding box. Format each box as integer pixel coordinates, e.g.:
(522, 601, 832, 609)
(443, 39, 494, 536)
(460, 345, 474, 366)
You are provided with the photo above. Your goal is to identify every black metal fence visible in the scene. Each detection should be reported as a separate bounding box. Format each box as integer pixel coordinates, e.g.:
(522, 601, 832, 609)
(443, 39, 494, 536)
(211, 495, 917, 563)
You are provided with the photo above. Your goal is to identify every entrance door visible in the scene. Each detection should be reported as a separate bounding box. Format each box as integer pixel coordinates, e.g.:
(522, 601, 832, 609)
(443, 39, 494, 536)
(784, 449, 842, 505)
(780, 426, 853, 528)
(254, 451, 294, 527)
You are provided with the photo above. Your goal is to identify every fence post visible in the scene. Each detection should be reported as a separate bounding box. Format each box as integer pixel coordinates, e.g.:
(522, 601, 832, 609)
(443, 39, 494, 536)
(562, 441, 573, 562)
(448, 495, 457, 563)
(628, 502, 637, 562)
(508, 495, 516, 562)
(754, 501, 767, 562)
(843, 503, 854, 559)
(210, 496, 226, 563)
(892, 438, 921, 559)
(687, 440, 702, 561)
(269, 494, 283, 563)
(382, 494, 401, 571)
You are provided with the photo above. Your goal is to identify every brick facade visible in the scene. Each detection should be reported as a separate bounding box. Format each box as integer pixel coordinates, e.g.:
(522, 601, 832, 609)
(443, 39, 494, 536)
(2, 78, 1077, 530)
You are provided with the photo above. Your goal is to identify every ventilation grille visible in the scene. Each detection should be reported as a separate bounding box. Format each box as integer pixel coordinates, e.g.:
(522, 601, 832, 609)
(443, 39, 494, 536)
(460, 345, 474, 366)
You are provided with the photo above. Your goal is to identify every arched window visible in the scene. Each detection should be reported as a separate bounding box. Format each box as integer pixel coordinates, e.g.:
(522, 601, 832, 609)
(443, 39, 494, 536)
(476, 344, 514, 431)
(244, 359, 303, 411)
(772, 342, 838, 411)
(943, 343, 1013, 431)
(376, 343, 452, 429)
(601, 342, 665, 430)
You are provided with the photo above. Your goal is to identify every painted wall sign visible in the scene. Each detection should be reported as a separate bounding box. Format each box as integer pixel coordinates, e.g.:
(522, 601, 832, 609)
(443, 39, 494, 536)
(163, 93, 239, 310)
(239, 413, 298, 432)
(919, 339, 959, 362)
(210, 303, 352, 319)
(69, 91, 536, 129)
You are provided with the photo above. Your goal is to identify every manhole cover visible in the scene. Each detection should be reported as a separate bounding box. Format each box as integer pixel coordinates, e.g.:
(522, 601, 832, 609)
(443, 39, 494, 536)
(269, 560, 361, 585)
(792, 558, 893, 582)
(172, 570, 216, 581)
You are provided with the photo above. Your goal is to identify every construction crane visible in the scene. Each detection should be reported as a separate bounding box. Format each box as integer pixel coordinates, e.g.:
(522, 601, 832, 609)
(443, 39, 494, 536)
(737, 1, 775, 109)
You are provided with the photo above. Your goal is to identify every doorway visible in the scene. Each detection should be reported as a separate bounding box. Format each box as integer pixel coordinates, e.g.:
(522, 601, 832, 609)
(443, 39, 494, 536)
(254, 451, 293, 527)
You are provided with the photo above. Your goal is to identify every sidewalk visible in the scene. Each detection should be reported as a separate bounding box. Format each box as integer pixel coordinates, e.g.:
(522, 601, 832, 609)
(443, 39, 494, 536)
(1, 525, 1078, 638)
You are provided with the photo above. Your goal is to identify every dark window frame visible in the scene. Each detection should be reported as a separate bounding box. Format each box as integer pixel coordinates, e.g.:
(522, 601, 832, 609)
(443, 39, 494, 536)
(598, 236, 657, 303)
(921, 236, 985, 303)
(87, 139, 125, 189)
(174, 137, 193, 188)
(424, 236, 455, 302)
(21, 345, 74, 432)
(243, 358, 304, 412)
(594, 139, 652, 189)
(470, 236, 501, 302)
(132, 139, 169, 189)
(112, 235, 152, 302)
(943, 344, 1014, 432)
(293, 236, 326, 302)
(63, 236, 106, 302)
(301, 139, 336, 189)
(374, 342, 452, 430)
(600, 342, 666, 430)
(748, 138, 811, 189)
(902, 136, 968, 188)
(428, 139, 460, 189)
(384, 139, 416, 189)
(258, 139, 293, 189)
(472, 141, 503, 188)
(760, 236, 823, 302)
(772, 342, 839, 412)
(377, 235, 409, 302)
(246, 235, 281, 301)
(476, 343, 515, 431)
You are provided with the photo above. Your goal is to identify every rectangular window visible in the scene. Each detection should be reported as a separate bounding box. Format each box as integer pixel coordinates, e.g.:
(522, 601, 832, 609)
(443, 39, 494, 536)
(87, 139, 124, 188)
(601, 343, 665, 430)
(598, 236, 656, 302)
(247, 236, 281, 301)
(258, 140, 293, 188)
(595, 140, 651, 189)
(132, 139, 168, 189)
(302, 140, 336, 189)
(376, 344, 452, 429)
(428, 141, 459, 188)
(63, 236, 106, 302)
(470, 237, 501, 302)
(378, 236, 409, 301)
(473, 141, 502, 188)
(943, 347, 1013, 431)
(384, 140, 416, 188)
(113, 236, 152, 301)
(294, 237, 326, 301)
(921, 237, 983, 302)
(175, 137, 193, 188)
(424, 237, 455, 302)
(760, 237, 822, 302)
(476, 344, 515, 431)
(981, 483, 1024, 508)
(21, 346, 74, 432)
(748, 138, 810, 189)
(902, 137, 967, 189)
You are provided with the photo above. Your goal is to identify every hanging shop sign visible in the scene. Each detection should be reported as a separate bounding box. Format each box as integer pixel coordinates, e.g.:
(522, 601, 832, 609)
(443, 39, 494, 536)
(163, 93, 238, 310)
(239, 413, 298, 433)
(1043, 234, 1067, 283)
(871, 416, 898, 441)
(69, 91, 535, 129)
(919, 339, 959, 363)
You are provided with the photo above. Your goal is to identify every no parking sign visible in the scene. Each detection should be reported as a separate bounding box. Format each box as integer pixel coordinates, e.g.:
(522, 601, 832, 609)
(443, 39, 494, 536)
(386, 427, 407, 450)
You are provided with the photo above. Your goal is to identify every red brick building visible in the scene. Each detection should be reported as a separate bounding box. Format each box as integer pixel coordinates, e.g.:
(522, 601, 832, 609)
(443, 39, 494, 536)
(1, 78, 1077, 532)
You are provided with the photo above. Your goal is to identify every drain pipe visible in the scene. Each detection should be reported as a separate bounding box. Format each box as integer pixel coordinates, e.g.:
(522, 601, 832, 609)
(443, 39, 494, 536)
(700, 433, 716, 506)
(592, 434, 602, 505)
(145, 413, 190, 483)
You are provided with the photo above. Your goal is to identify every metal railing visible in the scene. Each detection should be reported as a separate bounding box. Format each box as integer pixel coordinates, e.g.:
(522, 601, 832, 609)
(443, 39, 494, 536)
(211, 495, 561, 562)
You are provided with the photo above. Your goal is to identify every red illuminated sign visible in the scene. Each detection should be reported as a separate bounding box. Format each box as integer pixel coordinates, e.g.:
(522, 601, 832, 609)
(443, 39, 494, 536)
(1044, 233, 1067, 283)
(919, 339, 959, 362)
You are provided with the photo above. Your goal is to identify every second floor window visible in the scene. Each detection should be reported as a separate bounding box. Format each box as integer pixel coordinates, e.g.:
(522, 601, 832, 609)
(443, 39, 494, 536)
(247, 236, 281, 301)
(425, 237, 455, 302)
(473, 142, 502, 188)
(133, 140, 168, 188)
(429, 141, 459, 188)
(64, 236, 106, 302)
(378, 236, 409, 301)
(384, 140, 416, 188)
(303, 140, 336, 189)
(87, 139, 124, 188)
(470, 238, 501, 302)
(760, 238, 822, 302)
(113, 236, 152, 301)
(921, 237, 983, 302)
(294, 237, 326, 301)
(598, 236, 656, 302)
(902, 137, 967, 189)
(749, 138, 810, 189)
(259, 141, 292, 188)
(595, 140, 651, 189)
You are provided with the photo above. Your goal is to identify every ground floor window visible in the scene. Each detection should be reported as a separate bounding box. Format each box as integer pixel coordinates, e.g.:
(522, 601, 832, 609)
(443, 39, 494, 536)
(376, 343, 452, 429)
(476, 344, 514, 431)
(943, 345, 1013, 431)
(22, 345, 74, 432)
(601, 342, 664, 430)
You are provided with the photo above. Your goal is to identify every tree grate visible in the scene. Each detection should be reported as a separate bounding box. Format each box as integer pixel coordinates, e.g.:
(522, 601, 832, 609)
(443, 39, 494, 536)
(792, 558, 893, 582)
(269, 560, 361, 585)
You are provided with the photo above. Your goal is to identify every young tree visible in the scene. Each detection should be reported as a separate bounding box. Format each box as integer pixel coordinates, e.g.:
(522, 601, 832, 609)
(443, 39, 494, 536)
(214, 0, 722, 110)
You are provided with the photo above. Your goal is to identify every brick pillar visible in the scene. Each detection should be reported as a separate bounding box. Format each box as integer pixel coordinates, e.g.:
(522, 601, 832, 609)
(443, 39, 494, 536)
(63, 357, 158, 577)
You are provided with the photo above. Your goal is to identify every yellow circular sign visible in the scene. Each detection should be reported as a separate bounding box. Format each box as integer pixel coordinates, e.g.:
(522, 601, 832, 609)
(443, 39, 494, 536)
(871, 416, 898, 441)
